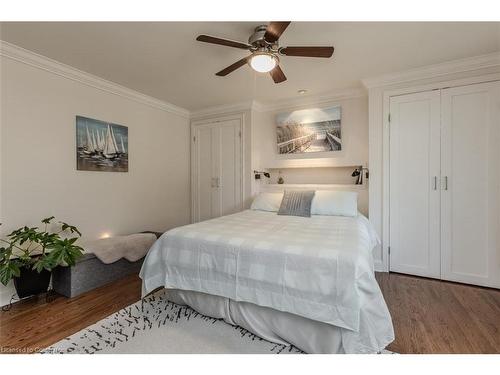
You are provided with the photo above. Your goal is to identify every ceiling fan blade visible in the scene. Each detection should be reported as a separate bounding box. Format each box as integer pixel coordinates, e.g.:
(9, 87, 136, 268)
(196, 35, 251, 50)
(216, 56, 251, 76)
(269, 65, 287, 83)
(264, 22, 291, 43)
(280, 46, 334, 58)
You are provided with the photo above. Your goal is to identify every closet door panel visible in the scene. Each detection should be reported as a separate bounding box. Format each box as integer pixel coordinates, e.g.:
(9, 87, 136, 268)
(195, 126, 215, 222)
(211, 126, 222, 218)
(192, 116, 244, 223)
(389, 90, 441, 278)
(441, 81, 500, 288)
(218, 120, 242, 216)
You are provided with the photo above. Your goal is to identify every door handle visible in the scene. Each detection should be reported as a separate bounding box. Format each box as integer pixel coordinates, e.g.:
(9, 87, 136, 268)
(444, 176, 448, 190)
(210, 177, 221, 188)
(433, 176, 437, 190)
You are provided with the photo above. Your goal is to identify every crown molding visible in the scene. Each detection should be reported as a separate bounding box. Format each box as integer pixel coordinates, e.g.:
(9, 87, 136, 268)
(256, 87, 367, 112)
(0, 41, 190, 118)
(362, 52, 500, 89)
(190, 87, 367, 119)
(189, 100, 259, 120)
(250, 100, 267, 113)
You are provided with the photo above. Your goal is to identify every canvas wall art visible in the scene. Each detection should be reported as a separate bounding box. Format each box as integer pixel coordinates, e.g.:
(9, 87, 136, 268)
(76, 116, 128, 172)
(276, 106, 342, 154)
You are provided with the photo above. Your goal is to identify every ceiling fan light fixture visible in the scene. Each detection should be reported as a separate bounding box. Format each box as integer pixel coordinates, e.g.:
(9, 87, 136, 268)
(249, 53, 278, 73)
(196, 22, 334, 83)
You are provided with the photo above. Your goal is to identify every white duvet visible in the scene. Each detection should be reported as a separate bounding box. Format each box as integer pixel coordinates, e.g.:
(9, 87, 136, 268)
(140, 210, 393, 349)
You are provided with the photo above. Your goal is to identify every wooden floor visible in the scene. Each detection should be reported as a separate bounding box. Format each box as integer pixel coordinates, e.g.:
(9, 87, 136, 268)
(0, 274, 141, 354)
(0, 272, 499, 354)
(376, 272, 500, 353)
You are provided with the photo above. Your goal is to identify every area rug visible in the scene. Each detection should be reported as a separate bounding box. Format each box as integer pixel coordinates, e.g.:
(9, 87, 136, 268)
(42, 290, 393, 354)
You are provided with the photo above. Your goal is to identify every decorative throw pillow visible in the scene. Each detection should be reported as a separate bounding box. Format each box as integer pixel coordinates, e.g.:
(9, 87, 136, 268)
(277, 190, 315, 217)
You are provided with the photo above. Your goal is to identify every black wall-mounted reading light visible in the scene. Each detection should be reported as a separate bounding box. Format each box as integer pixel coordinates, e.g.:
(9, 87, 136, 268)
(254, 170, 270, 180)
(352, 166, 369, 185)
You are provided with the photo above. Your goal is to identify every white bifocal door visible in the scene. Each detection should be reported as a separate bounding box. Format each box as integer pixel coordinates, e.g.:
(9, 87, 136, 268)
(192, 117, 243, 223)
(440, 82, 500, 288)
(389, 90, 441, 278)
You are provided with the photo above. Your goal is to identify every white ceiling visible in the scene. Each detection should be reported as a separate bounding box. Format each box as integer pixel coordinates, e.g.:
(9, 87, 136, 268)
(1, 22, 499, 110)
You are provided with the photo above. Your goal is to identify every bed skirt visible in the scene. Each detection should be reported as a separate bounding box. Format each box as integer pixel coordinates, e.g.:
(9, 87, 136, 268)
(165, 288, 390, 354)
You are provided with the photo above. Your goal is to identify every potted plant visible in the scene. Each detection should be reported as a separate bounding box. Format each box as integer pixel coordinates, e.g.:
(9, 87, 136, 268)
(0, 216, 84, 298)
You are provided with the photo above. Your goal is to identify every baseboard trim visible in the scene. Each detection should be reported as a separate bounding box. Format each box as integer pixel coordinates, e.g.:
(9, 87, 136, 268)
(374, 260, 387, 273)
(0, 283, 17, 307)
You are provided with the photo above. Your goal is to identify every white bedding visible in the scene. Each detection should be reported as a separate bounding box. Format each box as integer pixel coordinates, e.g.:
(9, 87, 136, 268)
(140, 210, 394, 351)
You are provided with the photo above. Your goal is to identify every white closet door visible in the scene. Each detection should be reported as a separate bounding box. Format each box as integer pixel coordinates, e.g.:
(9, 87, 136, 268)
(192, 117, 243, 223)
(217, 119, 242, 217)
(441, 81, 500, 288)
(194, 124, 217, 222)
(389, 90, 441, 278)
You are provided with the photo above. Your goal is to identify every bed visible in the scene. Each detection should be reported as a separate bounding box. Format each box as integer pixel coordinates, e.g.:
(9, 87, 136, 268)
(140, 192, 394, 354)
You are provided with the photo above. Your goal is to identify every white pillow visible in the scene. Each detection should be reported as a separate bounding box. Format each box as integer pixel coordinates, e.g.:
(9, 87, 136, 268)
(311, 190, 358, 217)
(251, 192, 284, 212)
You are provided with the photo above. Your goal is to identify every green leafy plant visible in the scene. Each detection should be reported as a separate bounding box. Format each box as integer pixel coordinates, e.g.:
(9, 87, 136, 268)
(0, 216, 84, 286)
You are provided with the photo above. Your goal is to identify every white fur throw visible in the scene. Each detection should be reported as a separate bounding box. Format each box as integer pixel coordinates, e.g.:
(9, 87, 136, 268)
(83, 233, 157, 264)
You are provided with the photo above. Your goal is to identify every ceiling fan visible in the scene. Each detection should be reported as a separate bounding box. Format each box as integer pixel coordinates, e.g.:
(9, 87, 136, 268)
(196, 22, 334, 84)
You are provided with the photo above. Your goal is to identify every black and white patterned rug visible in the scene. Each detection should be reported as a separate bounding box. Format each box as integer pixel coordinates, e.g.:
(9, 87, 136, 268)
(42, 290, 303, 354)
(42, 290, 393, 354)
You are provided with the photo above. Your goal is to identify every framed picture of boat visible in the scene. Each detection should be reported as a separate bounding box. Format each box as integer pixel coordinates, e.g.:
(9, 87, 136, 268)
(276, 106, 342, 155)
(76, 116, 128, 172)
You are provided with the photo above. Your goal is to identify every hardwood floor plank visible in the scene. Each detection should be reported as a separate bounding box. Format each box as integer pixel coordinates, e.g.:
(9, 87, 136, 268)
(0, 274, 141, 353)
(1, 272, 499, 354)
(376, 272, 500, 354)
(449, 286, 499, 351)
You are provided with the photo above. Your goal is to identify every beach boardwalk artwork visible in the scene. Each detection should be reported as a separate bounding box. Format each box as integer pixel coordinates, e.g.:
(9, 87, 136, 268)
(76, 116, 128, 172)
(276, 106, 341, 154)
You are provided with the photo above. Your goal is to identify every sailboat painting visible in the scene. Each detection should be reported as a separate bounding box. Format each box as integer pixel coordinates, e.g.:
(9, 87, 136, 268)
(76, 116, 128, 172)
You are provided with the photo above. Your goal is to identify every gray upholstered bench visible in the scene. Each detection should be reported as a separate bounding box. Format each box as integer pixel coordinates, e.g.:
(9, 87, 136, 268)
(52, 231, 161, 298)
(52, 253, 144, 298)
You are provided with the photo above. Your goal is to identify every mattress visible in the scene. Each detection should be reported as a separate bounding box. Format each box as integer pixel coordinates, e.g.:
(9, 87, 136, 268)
(140, 209, 394, 353)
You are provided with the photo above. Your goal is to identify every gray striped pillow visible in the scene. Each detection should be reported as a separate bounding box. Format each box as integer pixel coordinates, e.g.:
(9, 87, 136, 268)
(277, 190, 315, 217)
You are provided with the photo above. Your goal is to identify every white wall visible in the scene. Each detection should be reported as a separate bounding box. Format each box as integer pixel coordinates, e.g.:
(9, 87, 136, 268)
(0, 55, 191, 305)
(251, 95, 369, 194)
(191, 95, 369, 208)
(266, 167, 358, 185)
